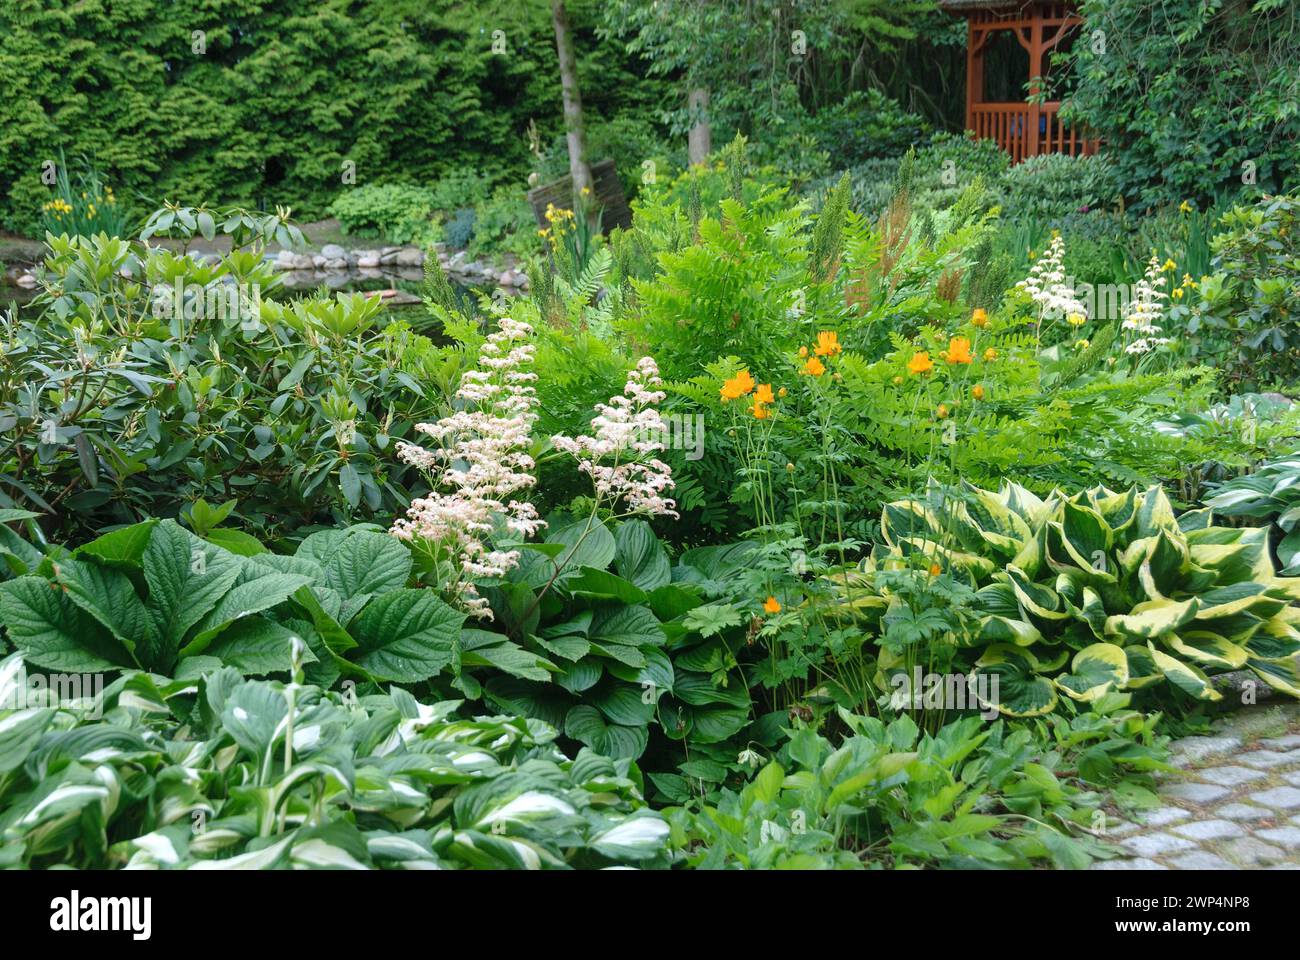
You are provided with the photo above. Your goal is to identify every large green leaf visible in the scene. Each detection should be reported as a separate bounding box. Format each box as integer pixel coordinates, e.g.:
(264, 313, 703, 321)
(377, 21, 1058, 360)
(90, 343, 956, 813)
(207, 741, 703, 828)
(0, 576, 134, 671)
(143, 520, 242, 647)
(564, 705, 648, 759)
(349, 589, 463, 682)
(614, 520, 671, 590)
(590, 604, 664, 647)
(301, 530, 412, 600)
(184, 567, 316, 655)
(204, 617, 313, 675)
(56, 558, 158, 663)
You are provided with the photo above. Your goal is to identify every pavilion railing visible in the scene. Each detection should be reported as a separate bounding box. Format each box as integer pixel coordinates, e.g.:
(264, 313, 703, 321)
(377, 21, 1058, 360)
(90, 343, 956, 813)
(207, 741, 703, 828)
(969, 101, 1099, 162)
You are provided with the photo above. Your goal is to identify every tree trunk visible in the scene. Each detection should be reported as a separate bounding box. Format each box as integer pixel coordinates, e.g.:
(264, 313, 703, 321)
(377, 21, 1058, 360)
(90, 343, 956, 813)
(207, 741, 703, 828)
(687, 87, 711, 166)
(551, 0, 593, 210)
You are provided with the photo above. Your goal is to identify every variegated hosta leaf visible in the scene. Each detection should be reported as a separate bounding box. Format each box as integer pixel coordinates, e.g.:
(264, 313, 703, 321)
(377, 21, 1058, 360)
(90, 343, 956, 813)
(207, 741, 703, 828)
(1055, 643, 1129, 701)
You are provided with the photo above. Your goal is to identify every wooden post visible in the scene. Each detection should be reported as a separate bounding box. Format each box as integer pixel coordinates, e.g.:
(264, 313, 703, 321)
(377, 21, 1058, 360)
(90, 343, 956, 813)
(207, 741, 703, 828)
(1026, 11, 1043, 157)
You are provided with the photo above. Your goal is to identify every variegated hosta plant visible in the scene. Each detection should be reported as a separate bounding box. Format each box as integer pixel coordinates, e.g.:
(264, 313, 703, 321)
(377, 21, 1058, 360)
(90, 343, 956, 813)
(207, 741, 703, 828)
(852, 481, 1300, 717)
(0, 654, 669, 869)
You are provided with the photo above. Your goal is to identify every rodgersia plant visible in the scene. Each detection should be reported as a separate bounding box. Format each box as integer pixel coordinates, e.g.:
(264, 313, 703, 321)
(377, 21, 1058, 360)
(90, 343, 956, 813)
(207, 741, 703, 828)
(392, 314, 545, 619)
(552, 357, 679, 519)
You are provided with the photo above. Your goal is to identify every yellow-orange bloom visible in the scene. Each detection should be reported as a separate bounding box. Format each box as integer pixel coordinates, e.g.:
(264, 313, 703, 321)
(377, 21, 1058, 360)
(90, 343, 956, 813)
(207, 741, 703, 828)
(720, 369, 756, 400)
(983, 347, 997, 362)
(892, 375, 903, 385)
(928, 563, 942, 577)
(777, 387, 788, 398)
(907, 352, 933, 375)
(755, 383, 775, 404)
(814, 330, 842, 358)
(751, 401, 770, 419)
(802, 356, 826, 377)
(763, 595, 781, 614)
(798, 346, 808, 358)
(972, 384, 985, 400)
(936, 404, 950, 419)
(971, 308, 988, 327)
(942, 337, 973, 365)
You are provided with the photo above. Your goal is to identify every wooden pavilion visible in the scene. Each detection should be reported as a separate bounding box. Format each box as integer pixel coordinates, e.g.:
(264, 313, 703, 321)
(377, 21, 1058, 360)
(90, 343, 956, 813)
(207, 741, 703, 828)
(939, 0, 1099, 161)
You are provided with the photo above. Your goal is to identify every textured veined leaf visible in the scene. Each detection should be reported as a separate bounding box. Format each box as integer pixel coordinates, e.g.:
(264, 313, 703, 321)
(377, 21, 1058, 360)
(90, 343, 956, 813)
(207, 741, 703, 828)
(349, 589, 463, 682)
(204, 617, 315, 675)
(143, 520, 243, 647)
(57, 558, 158, 659)
(0, 576, 134, 672)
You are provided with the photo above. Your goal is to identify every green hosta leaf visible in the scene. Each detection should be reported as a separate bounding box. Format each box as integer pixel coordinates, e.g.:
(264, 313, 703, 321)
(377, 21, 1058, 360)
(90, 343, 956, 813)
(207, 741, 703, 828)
(0, 576, 133, 671)
(590, 682, 655, 726)
(1055, 643, 1129, 702)
(590, 604, 664, 647)
(564, 705, 648, 759)
(0, 708, 55, 774)
(1148, 645, 1221, 701)
(1166, 631, 1249, 670)
(1122, 644, 1164, 689)
(614, 520, 671, 590)
(524, 519, 616, 588)
(143, 520, 242, 646)
(1105, 597, 1198, 641)
(589, 813, 669, 861)
(461, 640, 556, 682)
(482, 677, 569, 728)
(554, 658, 602, 693)
(1006, 566, 1069, 621)
(607, 647, 674, 696)
(349, 589, 463, 682)
(220, 680, 289, 759)
(1248, 657, 1300, 697)
(974, 662, 1058, 717)
(564, 567, 648, 604)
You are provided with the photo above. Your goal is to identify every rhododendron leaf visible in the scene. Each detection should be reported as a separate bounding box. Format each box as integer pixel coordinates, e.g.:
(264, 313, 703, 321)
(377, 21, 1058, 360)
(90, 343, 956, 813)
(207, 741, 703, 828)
(73, 519, 157, 567)
(349, 589, 463, 683)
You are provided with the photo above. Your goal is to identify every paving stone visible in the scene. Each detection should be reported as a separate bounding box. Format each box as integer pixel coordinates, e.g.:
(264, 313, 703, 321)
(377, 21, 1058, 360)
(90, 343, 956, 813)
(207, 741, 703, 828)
(1167, 851, 1236, 870)
(1216, 803, 1275, 821)
(1160, 782, 1232, 804)
(1135, 806, 1192, 828)
(1196, 765, 1267, 787)
(1268, 864, 1300, 869)
(1248, 786, 1300, 811)
(1170, 736, 1242, 764)
(1090, 857, 1167, 871)
(1123, 832, 1200, 857)
(1283, 770, 1300, 788)
(1222, 837, 1286, 866)
(1170, 819, 1245, 841)
(1237, 750, 1300, 770)
(1256, 826, 1300, 850)
(1261, 734, 1300, 751)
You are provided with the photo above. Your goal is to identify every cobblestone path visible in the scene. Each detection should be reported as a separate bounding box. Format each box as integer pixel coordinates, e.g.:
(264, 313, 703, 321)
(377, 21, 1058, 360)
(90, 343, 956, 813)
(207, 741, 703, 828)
(1095, 699, 1300, 870)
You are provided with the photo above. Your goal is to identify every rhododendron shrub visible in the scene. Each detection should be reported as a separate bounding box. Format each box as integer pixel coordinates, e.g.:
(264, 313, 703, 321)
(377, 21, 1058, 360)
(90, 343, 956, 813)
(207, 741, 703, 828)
(391, 314, 544, 619)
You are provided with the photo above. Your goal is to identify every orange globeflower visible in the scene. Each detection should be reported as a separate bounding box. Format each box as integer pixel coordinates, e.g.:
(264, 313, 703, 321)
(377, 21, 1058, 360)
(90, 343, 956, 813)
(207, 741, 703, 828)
(750, 400, 770, 419)
(942, 337, 973, 365)
(907, 351, 933, 375)
(972, 384, 985, 400)
(971, 308, 989, 328)
(720, 369, 756, 400)
(814, 331, 842, 358)
(928, 563, 942, 577)
(763, 595, 781, 614)
(936, 404, 950, 419)
(777, 387, 788, 398)
(802, 356, 826, 377)
(983, 347, 997, 362)
(798, 346, 809, 358)
(755, 383, 775, 404)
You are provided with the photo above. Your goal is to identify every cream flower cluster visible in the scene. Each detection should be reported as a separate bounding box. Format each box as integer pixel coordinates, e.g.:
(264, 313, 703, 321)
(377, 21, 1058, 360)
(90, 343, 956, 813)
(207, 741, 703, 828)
(391, 315, 544, 619)
(1016, 233, 1088, 322)
(1122, 254, 1172, 355)
(552, 357, 679, 517)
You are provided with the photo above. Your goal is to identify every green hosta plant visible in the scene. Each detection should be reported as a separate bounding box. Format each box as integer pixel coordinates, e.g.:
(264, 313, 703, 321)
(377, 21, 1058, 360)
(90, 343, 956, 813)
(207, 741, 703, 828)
(851, 480, 1300, 716)
(0, 653, 667, 869)
(1206, 453, 1300, 575)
